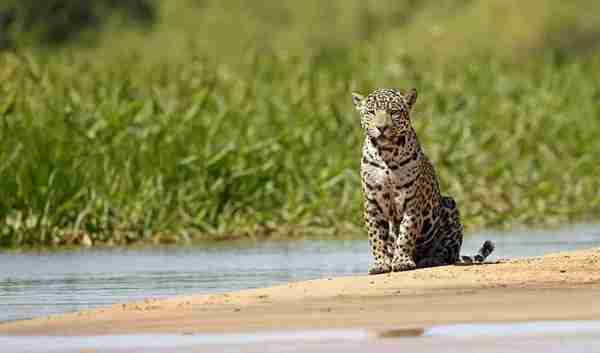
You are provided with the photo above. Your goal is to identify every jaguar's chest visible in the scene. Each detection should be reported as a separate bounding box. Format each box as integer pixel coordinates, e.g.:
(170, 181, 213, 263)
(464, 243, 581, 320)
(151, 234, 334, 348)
(362, 163, 423, 215)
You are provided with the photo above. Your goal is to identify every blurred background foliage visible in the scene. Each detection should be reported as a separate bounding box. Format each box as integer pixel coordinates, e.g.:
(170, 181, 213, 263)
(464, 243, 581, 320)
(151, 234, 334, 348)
(0, 0, 155, 48)
(2, 0, 600, 59)
(1, 0, 600, 247)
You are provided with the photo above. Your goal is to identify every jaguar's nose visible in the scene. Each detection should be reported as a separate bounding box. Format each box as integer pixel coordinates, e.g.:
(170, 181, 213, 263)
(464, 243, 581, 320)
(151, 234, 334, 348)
(373, 111, 391, 134)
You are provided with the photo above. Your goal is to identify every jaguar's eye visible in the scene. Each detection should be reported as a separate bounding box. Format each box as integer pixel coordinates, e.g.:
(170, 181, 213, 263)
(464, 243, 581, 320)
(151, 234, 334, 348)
(367, 110, 376, 115)
(390, 109, 401, 116)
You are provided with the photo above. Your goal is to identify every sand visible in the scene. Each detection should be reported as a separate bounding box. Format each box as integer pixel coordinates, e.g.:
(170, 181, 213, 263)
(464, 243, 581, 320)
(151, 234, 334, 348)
(1, 247, 600, 336)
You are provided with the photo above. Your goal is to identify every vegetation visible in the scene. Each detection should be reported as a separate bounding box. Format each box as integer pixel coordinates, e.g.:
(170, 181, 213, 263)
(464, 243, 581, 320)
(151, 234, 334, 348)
(1, 0, 600, 247)
(0, 0, 155, 48)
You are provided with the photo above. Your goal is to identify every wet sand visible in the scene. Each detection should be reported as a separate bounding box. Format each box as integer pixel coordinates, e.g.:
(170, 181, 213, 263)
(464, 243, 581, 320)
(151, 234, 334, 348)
(1, 247, 600, 336)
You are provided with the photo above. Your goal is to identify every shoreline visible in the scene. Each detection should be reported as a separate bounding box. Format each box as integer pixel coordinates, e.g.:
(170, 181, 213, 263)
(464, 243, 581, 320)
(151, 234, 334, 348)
(1, 247, 600, 336)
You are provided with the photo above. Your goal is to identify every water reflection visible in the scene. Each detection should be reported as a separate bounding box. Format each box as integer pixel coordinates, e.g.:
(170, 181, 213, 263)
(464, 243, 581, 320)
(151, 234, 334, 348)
(1, 321, 600, 353)
(374, 328, 425, 339)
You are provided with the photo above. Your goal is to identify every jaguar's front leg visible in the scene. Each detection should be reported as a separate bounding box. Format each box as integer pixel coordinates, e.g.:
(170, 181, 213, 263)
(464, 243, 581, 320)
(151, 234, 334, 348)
(391, 213, 418, 272)
(364, 199, 393, 275)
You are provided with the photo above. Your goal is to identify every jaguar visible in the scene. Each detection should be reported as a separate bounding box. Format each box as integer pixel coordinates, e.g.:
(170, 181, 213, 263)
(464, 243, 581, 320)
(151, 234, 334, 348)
(351, 88, 494, 274)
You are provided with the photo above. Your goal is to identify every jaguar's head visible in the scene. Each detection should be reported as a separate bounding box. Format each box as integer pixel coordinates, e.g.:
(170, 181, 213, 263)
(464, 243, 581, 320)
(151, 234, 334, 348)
(351, 88, 417, 142)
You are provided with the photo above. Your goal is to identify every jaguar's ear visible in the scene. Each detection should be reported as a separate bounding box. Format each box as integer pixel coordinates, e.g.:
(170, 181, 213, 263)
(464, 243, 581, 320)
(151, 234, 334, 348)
(405, 88, 417, 110)
(351, 92, 365, 110)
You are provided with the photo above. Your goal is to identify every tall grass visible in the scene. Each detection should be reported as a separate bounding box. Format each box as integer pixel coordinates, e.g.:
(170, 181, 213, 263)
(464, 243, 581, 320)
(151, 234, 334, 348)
(1, 1, 600, 247)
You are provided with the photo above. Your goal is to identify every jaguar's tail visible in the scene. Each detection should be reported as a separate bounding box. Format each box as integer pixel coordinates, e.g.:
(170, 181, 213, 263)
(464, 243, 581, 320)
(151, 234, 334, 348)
(459, 240, 495, 264)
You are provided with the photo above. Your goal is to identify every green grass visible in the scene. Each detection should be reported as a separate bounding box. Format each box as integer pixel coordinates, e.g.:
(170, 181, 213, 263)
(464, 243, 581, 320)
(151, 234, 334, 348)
(1, 1, 600, 247)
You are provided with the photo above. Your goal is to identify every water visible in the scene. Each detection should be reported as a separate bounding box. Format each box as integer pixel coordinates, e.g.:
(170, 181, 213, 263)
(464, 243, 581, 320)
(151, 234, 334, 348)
(1, 224, 599, 323)
(1, 321, 600, 353)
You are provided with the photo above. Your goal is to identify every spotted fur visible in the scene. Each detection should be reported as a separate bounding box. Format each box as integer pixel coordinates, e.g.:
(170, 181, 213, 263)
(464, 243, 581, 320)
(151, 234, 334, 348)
(351, 88, 494, 274)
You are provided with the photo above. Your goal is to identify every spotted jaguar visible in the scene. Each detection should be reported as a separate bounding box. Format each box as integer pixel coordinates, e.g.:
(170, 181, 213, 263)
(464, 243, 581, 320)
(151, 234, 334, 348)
(351, 88, 494, 274)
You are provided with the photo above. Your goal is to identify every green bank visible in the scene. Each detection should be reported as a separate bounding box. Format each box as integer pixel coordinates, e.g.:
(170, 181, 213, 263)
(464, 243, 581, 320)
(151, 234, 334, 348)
(1, 0, 600, 247)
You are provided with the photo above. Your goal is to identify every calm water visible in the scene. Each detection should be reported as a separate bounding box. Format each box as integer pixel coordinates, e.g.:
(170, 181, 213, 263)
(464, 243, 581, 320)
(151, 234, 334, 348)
(1, 224, 599, 323)
(2, 321, 600, 353)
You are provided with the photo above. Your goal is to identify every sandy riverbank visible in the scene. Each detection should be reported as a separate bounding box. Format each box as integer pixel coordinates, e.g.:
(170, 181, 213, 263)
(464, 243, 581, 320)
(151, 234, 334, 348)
(1, 247, 600, 336)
